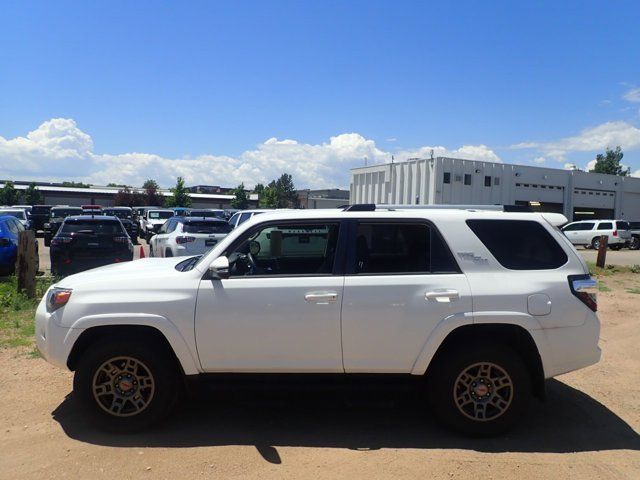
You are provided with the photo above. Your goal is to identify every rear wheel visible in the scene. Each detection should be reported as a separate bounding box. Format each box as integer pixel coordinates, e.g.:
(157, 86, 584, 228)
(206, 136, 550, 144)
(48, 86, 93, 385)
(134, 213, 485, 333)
(591, 237, 602, 250)
(165, 249, 173, 257)
(429, 344, 531, 436)
(629, 236, 640, 250)
(73, 339, 181, 432)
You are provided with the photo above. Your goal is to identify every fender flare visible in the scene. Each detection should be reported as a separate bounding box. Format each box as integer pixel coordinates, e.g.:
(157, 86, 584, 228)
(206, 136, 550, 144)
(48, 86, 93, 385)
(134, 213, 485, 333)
(64, 313, 201, 375)
(410, 311, 547, 375)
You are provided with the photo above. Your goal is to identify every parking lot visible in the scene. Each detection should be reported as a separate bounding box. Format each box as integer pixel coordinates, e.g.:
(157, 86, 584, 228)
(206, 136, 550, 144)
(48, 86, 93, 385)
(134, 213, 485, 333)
(1, 269, 639, 479)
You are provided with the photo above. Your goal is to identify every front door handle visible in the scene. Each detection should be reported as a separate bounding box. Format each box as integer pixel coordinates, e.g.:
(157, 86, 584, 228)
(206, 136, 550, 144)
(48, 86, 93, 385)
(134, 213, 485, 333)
(425, 289, 459, 303)
(305, 292, 338, 304)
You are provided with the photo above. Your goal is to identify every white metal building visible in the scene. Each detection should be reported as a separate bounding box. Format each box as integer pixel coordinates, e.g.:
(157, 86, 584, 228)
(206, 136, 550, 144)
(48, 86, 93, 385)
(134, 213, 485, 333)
(350, 157, 640, 221)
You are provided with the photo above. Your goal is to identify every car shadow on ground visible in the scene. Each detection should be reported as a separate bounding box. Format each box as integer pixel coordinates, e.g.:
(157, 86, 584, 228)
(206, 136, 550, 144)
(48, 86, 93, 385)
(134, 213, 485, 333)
(52, 379, 639, 458)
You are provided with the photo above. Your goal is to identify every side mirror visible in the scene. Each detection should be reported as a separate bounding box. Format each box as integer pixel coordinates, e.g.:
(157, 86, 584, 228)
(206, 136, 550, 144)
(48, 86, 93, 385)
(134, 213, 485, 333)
(209, 255, 230, 280)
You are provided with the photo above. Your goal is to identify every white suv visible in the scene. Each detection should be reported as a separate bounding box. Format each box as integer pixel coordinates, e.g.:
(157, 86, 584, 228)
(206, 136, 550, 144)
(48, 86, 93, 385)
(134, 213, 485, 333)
(149, 217, 232, 257)
(561, 219, 632, 250)
(35, 206, 601, 435)
(141, 209, 174, 242)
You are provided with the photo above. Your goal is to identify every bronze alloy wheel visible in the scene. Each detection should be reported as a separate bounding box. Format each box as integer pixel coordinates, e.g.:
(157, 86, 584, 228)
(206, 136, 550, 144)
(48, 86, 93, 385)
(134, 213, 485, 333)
(92, 356, 156, 417)
(453, 362, 514, 422)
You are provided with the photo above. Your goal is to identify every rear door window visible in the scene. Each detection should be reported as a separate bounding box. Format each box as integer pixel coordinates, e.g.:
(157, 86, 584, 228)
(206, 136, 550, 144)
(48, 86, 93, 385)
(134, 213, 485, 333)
(466, 219, 568, 270)
(61, 220, 124, 235)
(352, 222, 460, 274)
(616, 221, 630, 230)
(598, 222, 613, 230)
(183, 221, 232, 234)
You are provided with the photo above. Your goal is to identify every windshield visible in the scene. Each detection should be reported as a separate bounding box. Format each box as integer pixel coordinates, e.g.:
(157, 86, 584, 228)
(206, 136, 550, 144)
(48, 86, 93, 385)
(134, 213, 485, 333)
(183, 221, 232, 234)
(51, 208, 82, 218)
(104, 209, 132, 219)
(148, 211, 173, 219)
(61, 220, 124, 235)
(0, 210, 26, 220)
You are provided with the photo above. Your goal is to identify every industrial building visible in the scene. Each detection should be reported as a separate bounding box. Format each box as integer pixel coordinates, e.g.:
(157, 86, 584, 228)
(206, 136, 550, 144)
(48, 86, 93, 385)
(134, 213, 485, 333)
(297, 188, 350, 209)
(0, 181, 258, 209)
(350, 157, 640, 221)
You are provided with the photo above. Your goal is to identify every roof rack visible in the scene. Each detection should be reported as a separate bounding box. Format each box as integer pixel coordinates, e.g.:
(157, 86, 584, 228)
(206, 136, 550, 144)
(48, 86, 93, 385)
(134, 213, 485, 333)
(342, 204, 532, 212)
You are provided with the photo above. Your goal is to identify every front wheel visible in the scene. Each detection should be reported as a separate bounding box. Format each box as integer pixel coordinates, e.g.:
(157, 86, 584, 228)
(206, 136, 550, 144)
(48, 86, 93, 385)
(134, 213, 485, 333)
(429, 344, 531, 436)
(73, 339, 181, 432)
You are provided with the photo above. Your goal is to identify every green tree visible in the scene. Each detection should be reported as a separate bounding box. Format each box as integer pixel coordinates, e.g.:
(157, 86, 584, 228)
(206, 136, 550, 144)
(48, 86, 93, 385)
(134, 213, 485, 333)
(274, 173, 298, 208)
(230, 183, 249, 209)
(589, 146, 629, 176)
(259, 184, 280, 208)
(23, 182, 43, 205)
(107, 182, 130, 188)
(61, 181, 91, 188)
(142, 179, 164, 206)
(0, 182, 21, 205)
(165, 177, 192, 208)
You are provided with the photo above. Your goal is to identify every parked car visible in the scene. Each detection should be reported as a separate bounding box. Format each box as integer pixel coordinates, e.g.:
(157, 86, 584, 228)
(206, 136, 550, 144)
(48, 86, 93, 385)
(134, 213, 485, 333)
(227, 209, 270, 228)
(149, 217, 232, 257)
(81, 205, 103, 215)
(0, 215, 23, 275)
(187, 209, 226, 219)
(561, 219, 631, 250)
(172, 207, 191, 217)
(628, 221, 640, 250)
(36, 206, 601, 435)
(102, 207, 139, 244)
(141, 209, 174, 242)
(44, 206, 83, 247)
(13, 205, 33, 215)
(0, 208, 31, 230)
(49, 215, 133, 276)
(30, 205, 52, 232)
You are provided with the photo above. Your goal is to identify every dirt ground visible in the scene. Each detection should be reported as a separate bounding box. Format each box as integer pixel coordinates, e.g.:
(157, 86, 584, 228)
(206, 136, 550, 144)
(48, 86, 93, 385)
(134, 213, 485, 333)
(0, 276, 639, 479)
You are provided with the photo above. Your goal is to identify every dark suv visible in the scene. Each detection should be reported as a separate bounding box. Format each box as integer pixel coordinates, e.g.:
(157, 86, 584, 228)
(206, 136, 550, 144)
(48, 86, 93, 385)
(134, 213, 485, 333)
(50, 216, 133, 276)
(102, 207, 139, 244)
(44, 206, 83, 246)
(30, 205, 52, 232)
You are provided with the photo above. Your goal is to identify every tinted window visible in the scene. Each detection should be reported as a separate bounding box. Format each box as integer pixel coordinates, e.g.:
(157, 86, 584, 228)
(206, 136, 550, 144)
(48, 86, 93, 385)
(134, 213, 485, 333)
(51, 208, 83, 218)
(228, 212, 240, 226)
(183, 221, 232, 234)
(354, 222, 459, 274)
(228, 223, 340, 276)
(563, 222, 594, 231)
(616, 221, 630, 230)
(103, 209, 132, 219)
(443, 172, 451, 184)
(61, 220, 124, 235)
(598, 222, 613, 230)
(32, 206, 51, 214)
(466, 220, 568, 270)
(6, 219, 19, 234)
(0, 210, 26, 220)
(484, 176, 491, 187)
(189, 210, 225, 218)
(238, 212, 252, 225)
(464, 174, 472, 185)
(148, 211, 173, 219)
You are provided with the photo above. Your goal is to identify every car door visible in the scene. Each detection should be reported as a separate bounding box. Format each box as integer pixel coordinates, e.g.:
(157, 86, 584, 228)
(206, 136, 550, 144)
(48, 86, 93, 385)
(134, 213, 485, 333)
(341, 219, 472, 373)
(562, 223, 580, 244)
(195, 219, 346, 372)
(152, 220, 172, 256)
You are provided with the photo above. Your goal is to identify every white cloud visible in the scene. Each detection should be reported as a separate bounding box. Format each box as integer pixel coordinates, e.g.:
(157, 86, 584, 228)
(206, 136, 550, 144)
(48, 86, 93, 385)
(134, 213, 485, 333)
(623, 88, 640, 103)
(632, 169, 640, 178)
(0, 118, 500, 189)
(585, 159, 597, 171)
(511, 121, 640, 161)
(533, 156, 545, 164)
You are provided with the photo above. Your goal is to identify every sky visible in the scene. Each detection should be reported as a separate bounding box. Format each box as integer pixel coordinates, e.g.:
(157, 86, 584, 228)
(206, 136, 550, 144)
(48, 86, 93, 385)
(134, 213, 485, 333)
(1, 0, 640, 189)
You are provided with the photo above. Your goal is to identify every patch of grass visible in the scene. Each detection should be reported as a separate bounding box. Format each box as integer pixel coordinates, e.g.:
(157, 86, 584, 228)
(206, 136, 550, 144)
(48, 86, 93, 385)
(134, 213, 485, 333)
(597, 281, 611, 292)
(626, 288, 640, 294)
(0, 276, 56, 353)
(587, 261, 635, 277)
(630, 264, 640, 274)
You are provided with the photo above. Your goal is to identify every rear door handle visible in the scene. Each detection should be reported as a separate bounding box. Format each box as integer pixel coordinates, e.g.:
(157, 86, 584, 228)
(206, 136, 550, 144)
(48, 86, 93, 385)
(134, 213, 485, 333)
(305, 292, 338, 304)
(425, 289, 459, 303)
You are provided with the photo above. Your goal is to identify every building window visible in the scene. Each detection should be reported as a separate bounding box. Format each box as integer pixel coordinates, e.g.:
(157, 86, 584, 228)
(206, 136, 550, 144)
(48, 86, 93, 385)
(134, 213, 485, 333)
(494, 177, 500, 186)
(464, 174, 472, 186)
(454, 174, 462, 182)
(443, 172, 451, 184)
(484, 176, 491, 187)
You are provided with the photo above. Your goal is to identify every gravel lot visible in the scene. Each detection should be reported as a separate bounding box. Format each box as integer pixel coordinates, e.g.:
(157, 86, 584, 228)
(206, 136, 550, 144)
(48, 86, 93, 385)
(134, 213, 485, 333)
(0, 271, 639, 479)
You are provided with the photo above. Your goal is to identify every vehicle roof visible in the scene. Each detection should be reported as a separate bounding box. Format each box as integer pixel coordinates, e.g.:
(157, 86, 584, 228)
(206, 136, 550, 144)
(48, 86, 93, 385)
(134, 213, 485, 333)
(64, 215, 121, 221)
(103, 206, 132, 210)
(51, 206, 82, 210)
(176, 216, 228, 223)
(567, 219, 624, 223)
(0, 208, 27, 212)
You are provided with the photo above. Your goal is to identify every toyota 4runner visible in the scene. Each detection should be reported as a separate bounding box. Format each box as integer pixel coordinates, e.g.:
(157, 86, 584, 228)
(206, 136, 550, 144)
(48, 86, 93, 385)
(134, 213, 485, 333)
(36, 205, 601, 435)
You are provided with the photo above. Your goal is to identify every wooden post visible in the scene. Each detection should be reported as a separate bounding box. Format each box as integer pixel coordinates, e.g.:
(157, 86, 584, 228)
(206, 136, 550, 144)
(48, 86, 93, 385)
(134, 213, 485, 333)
(596, 234, 608, 269)
(16, 230, 38, 298)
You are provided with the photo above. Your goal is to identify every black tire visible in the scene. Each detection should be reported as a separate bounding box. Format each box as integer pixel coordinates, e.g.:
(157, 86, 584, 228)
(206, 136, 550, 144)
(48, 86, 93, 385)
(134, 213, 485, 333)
(44, 234, 51, 247)
(73, 338, 182, 432)
(165, 249, 173, 257)
(428, 344, 531, 436)
(629, 236, 640, 250)
(149, 244, 154, 257)
(591, 237, 601, 250)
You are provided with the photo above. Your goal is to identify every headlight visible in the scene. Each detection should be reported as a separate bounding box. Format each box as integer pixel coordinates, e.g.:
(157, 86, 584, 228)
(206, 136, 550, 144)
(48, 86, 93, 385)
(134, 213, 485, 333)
(46, 288, 73, 312)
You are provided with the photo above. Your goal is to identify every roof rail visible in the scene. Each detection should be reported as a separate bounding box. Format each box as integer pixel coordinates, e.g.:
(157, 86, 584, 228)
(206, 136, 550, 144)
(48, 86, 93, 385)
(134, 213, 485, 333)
(342, 204, 531, 212)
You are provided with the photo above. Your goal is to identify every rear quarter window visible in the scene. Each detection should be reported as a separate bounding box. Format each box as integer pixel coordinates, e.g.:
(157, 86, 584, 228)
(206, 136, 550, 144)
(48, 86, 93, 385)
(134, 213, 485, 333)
(466, 219, 568, 270)
(183, 222, 232, 234)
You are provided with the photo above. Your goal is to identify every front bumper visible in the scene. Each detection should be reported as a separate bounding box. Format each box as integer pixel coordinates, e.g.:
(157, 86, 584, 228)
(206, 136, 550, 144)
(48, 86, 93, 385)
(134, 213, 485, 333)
(35, 299, 74, 370)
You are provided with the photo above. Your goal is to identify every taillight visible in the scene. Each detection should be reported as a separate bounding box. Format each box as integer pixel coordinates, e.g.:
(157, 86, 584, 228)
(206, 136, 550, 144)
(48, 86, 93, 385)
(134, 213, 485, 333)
(51, 236, 73, 246)
(612, 230, 618, 237)
(113, 236, 130, 244)
(46, 288, 72, 312)
(175, 236, 196, 244)
(569, 275, 598, 312)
